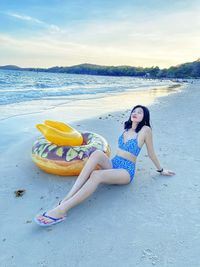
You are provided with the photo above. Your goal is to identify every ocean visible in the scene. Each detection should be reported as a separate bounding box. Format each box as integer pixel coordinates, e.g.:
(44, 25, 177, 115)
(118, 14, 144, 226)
(0, 69, 177, 120)
(0, 69, 184, 149)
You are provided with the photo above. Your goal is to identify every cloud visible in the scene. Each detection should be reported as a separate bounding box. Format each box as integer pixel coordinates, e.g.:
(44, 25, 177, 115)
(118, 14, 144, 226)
(6, 12, 61, 33)
(1, 5, 200, 68)
(7, 12, 43, 24)
(0, 30, 198, 69)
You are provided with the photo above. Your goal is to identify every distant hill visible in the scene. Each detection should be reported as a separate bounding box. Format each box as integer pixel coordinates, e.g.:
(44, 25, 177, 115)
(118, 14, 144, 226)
(0, 59, 200, 78)
(0, 65, 21, 70)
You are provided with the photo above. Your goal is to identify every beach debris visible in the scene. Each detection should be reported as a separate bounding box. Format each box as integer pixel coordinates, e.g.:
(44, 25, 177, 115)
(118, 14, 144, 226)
(26, 220, 32, 224)
(14, 189, 26, 197)
(141, 249, 159, 265)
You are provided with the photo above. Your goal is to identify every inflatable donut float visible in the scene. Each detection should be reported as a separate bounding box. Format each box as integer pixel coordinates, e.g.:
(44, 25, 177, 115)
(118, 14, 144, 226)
(32, 120, 111, 176)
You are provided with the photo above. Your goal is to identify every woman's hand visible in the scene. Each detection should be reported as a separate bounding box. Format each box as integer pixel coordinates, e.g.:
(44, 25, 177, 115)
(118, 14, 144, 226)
(160, 169, 175, 176)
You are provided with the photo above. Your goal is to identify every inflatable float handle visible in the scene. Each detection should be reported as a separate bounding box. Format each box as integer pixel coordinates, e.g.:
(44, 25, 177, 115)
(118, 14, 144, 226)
(36, 124, 83, 146)
(44, 120, 76, 133)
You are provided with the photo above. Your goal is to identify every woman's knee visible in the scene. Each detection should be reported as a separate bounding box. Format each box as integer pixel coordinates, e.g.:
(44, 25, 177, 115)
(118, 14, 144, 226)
(90, 150, 104, 159)
(90, 150, 112, 169)
(89, 170, 103, 183)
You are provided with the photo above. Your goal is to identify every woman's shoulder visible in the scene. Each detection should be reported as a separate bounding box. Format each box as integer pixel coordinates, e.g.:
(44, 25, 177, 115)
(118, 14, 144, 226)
(140, 125, 151, 132)
(139, 126, 152, 138)
(144, 125, 151, 129)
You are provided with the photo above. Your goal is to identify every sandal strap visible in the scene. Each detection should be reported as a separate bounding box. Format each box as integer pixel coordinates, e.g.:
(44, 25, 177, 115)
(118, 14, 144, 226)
(42, 212, 64, 222)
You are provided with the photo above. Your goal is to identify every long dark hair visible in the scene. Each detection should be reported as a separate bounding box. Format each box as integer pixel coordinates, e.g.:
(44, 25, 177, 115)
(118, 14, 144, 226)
(124, 105, 151, 133)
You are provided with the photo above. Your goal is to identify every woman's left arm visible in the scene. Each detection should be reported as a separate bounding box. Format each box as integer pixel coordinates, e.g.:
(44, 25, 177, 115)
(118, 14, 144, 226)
(144, 127, 175, 176)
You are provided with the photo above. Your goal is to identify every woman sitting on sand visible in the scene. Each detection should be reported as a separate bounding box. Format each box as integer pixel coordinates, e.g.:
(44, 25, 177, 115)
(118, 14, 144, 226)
(35, 105, 175, 226)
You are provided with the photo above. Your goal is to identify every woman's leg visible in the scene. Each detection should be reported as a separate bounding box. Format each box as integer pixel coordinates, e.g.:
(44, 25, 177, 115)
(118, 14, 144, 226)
(60, 150, 112, 203)
(37, 169, 130, 224)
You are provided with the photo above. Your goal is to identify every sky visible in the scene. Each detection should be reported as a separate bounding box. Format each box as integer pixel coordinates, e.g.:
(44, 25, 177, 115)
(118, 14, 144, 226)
(0, 0, 200, 68)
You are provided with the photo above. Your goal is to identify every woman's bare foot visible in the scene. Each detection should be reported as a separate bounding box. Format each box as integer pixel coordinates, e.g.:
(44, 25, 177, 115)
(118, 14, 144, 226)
(36, 206, 67, 224)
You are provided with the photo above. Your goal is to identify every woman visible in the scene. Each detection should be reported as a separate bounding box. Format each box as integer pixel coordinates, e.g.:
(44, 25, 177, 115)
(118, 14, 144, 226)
(34, 105, 175, 226)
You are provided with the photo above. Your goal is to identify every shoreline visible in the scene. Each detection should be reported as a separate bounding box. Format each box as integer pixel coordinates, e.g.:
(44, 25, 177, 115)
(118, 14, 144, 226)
(0, 82, 182, 122)
(0, 83, 184, 152)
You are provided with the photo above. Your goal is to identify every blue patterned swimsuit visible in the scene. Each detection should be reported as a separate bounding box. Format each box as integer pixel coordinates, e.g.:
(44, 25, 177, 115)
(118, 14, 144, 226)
(111, 130, 141, 183)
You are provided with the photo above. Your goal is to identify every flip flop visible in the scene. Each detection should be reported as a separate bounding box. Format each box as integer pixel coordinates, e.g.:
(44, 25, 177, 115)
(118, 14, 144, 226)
(34, 212, 66, 227)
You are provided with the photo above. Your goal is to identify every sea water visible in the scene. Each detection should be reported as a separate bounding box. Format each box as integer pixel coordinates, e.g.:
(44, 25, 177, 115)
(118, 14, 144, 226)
(0, 69, 176, 121)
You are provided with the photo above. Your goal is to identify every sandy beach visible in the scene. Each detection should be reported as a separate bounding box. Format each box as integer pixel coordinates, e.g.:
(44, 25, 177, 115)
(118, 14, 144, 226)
(0, 80, 200, 267)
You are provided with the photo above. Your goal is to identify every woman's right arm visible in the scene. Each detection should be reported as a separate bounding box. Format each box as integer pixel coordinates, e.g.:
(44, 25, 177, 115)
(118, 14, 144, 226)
(144, 127, 175, 176)
(144, 127, 162, 170)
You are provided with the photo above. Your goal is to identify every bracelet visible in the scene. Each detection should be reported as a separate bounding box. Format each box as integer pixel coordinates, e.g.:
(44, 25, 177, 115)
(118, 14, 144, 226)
(156, 168, 163, 173)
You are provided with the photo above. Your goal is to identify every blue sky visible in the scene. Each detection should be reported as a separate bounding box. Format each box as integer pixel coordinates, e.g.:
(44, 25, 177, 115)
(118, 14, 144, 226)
(0, 0, 199, 68)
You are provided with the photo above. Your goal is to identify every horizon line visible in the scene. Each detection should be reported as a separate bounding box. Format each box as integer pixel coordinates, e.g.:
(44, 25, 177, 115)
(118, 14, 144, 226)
(1, 58, 199, 70)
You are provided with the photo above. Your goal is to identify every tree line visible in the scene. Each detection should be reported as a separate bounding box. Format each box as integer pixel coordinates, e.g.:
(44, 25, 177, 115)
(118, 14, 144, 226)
(1, 59, 200, 78)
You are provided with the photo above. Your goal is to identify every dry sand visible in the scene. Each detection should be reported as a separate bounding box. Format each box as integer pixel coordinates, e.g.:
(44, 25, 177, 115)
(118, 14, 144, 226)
(0, 80, 200, 267)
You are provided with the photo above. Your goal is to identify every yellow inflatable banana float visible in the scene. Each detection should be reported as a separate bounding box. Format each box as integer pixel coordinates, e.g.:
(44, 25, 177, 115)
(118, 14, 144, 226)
(44, 120, 75, 132)
(36, 120, 83, 146)
(32, 120, 111, 176)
